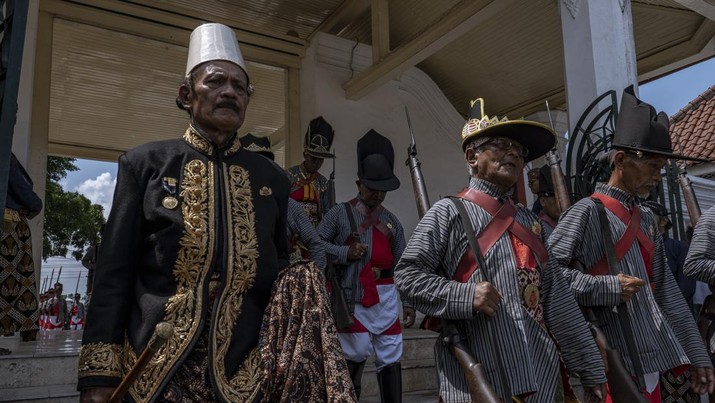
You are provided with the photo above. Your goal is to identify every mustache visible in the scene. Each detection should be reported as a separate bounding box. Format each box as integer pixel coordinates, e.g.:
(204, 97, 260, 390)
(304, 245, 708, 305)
(215, 100, 240, 112)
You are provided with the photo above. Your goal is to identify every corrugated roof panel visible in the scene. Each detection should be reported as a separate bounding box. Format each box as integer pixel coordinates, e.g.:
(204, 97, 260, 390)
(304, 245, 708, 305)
(49, 19, 285, 158)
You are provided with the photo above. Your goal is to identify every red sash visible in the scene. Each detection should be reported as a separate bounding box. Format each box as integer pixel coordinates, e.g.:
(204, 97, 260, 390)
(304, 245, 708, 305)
(538, 211, 558, 231)
(453, 189, 548, 282)
(359, 227, 394, 307)
(590, 194, 655, 281)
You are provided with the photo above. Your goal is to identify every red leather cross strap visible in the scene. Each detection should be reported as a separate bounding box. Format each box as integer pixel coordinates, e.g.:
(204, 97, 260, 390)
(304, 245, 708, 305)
(452, 189, 548, 282)
(590, 193, 654, 276)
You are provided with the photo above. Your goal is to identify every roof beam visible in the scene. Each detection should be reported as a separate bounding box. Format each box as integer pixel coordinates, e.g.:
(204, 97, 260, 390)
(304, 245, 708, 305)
(671, 0, 715, 21)
(344, 0, 515, 100)
(309, 0, 370, 40)
(371, 0, 390, 63)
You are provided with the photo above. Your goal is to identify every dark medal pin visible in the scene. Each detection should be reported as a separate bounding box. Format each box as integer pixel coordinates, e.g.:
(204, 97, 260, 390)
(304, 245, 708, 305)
(162, 177, 179, 210)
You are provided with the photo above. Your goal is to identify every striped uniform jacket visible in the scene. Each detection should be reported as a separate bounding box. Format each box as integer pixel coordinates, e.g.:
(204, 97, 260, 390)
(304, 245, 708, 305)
(684, 205, 715, 284)
(317, 199, 409, 308)
(287, 198, 327, 270)
(683, 205, 715, 353)
(548, 183, 712, 376)
(395, 178, 606, 403)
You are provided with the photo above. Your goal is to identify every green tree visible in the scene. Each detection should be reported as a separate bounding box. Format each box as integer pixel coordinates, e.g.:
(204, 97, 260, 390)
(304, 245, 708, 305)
(43, 156, 106, 260)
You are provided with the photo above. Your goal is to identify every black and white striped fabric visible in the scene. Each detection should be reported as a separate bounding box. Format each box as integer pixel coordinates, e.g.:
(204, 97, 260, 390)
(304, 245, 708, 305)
(684, 205, 715, 284)
(317, 198, 407, 307)
(548, 183, 712, 376)
(395, 178, 606, 403)
(287, 198, 327, 270)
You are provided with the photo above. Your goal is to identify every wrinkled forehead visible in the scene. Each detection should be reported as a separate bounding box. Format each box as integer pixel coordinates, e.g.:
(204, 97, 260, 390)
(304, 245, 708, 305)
(191, 60, 248, 82)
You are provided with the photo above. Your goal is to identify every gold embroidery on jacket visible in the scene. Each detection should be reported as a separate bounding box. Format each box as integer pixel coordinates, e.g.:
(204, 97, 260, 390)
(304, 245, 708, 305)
(224, 136, 242, 156)
(183, 125, 212, 155)
(212, 164, 261, 401)
(126, 159, 214, 402)
(78, 342, 123, 378)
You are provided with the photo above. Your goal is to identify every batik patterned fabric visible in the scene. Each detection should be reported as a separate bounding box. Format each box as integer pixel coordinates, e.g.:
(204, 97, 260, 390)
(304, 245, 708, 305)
(259, 261, 357, 403)
(660, 368, 699, 403)
(0, 211, 39, 336)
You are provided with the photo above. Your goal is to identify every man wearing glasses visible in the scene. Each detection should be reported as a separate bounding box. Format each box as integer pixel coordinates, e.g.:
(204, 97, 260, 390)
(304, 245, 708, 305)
(396, 99, 606, 402)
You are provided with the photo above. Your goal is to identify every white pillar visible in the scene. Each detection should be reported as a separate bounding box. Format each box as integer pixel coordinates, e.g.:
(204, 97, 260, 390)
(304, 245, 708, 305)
(12, 0, 45, 284)
(560, 0, 639, 135)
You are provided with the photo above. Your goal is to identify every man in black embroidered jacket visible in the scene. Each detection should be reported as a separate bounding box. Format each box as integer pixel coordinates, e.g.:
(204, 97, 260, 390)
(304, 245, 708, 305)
(77, 23, 290, 403)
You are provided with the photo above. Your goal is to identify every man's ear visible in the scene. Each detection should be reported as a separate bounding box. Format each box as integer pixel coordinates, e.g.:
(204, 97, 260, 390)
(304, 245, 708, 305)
(178, 84, 192, 110)
(613, 150, 626, 169)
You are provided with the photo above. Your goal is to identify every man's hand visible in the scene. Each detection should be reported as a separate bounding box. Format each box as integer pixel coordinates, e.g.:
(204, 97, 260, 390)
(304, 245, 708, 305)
(402, 307, 416, 328)
(347, 243, 368, 261)
(582, 383, 606, 403)
(472, 281, 501, 316)
(80, 387, 115, 403)
(690, 366, 715, 395)
(616, 273, 645, 303)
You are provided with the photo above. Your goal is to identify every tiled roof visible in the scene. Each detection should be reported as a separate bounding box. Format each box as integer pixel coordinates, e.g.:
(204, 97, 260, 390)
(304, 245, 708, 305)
(670, 85, 715, 165)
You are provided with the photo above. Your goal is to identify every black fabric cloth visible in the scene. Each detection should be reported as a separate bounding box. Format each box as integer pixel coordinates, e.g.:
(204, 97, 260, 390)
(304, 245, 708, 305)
(5, 154, 42, 216)
(77, 128, 290, 402)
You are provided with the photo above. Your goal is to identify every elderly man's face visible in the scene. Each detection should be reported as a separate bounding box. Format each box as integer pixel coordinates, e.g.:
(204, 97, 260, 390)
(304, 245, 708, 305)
(184, 60, 249, 135)
(303, 152, 324, 174)
(467, 137, 526, 191)
(615, 151, 667, 198)
(527, 170, 540, 194)
(356, 180, 386, 209)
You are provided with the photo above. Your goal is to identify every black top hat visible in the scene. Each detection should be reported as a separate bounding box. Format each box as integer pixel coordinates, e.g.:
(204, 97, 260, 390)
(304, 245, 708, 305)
(461, 98, 555, 162)
(613, 85, 707, 162)
(642, 200, 672, 230)
(537, 165, 555, 197)
(357, 129, 400, 192)
(240, 133, 274, 160)
(304, 116, 335, 159)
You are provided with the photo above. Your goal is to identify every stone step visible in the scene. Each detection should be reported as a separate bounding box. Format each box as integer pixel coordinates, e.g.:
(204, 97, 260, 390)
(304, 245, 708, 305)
(0, 353, 79, 390)
(361, 358, 438, 398)
(360, 389, 439, 403)
(0, 384, 79, 402)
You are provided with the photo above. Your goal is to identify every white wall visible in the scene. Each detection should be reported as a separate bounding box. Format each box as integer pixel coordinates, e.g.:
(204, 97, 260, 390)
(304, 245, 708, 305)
(301, 33, 467, 236)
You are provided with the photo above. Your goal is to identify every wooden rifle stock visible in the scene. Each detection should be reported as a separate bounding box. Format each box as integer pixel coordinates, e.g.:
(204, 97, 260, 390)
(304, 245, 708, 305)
(108, 322, 174, 403)
(442, 320, 500, 403)
(582, 308, 648, 403)
(326, 261, 354, 330)
(545, 150, 572, 212)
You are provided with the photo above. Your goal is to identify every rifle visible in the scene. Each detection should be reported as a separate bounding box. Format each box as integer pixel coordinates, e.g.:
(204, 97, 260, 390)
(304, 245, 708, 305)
(546, 101, 646, 401)
(108, 322, 173, 403)
(404, 107, 500, 402)
(45, 268, 55, 293)
(327, 149, 337, 210)
(404, 107, 430, 217)
(325, 260, 354, 330)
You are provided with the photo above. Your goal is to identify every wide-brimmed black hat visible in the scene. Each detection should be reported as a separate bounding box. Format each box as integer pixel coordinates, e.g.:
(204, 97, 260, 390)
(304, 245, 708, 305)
(537, 165, 555, 197)
(304, 116, 335, 159)
(240, 133, 274, 160)
(461, 98, 555, 162)
(357, 129, 400, 192)
(642, 200, 672, 230)
(613, 85, 707, 162)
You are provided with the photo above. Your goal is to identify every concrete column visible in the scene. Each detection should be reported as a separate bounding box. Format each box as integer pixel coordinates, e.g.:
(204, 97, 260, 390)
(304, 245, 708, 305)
(560, 0, 639, 135)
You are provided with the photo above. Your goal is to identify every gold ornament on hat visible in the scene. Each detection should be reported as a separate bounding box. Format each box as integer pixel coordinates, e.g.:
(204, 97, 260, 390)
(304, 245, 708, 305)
(461, 98, 509, 145)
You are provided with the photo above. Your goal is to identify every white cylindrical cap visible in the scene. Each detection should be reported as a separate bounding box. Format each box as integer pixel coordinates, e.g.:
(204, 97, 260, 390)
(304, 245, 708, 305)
(185, 23, 248, 78)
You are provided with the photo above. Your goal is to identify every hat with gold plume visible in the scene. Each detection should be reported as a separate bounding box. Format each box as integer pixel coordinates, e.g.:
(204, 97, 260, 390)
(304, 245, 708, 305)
(461, 98, 555, 162)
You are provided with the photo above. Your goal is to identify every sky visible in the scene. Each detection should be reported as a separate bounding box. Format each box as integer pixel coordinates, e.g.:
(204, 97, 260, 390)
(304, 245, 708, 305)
(42, 57, 715, 297)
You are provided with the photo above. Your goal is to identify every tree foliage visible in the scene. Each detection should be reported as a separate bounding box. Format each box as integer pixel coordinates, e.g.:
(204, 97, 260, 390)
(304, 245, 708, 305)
(43, 156, 105, 260)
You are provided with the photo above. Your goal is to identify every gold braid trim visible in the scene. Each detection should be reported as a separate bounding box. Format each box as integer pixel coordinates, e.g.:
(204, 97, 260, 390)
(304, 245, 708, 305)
(124, 159, 214, 402)
(78, 342, 124, 378)
(183, 125, 213, 155)
(213, 164, 262, 401)
(224, 135, 242, 156)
